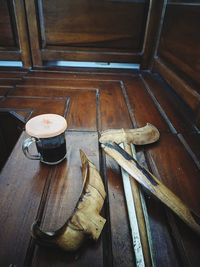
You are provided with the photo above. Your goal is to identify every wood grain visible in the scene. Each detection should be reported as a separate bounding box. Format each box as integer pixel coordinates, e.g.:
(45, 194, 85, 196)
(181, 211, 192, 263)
(0, 69, 199, 267)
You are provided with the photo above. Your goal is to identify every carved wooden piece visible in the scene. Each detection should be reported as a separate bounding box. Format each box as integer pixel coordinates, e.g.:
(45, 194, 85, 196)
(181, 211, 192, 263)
(102, 143, 200, 236)
(99, 123, 160, 145)
(32, 150, 106, 251)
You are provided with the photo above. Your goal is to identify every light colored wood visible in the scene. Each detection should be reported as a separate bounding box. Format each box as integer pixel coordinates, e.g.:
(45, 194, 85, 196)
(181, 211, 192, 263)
(120, 143, 146, 267)
(99, 123, 160, 145)
(31, 150, 106, 251)
(102, 143, 200, 236)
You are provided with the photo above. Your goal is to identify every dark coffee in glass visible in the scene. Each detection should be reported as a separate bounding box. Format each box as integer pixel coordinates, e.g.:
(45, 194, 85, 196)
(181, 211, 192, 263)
(22, 114, 67, 165)
(36, 133, 66, 164)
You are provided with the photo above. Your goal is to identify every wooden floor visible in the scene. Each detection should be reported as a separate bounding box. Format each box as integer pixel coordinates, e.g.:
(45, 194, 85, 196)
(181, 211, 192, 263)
(0, 68, 200, 267)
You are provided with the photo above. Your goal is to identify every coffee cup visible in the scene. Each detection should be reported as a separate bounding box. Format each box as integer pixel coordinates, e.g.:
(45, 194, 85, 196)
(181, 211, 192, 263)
(22, 114, 67, 165)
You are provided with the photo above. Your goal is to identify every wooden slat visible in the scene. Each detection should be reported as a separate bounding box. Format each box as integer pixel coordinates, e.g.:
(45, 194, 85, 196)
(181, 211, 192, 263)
(0, 96, 68, 118)
(100, 82, 132, 130)
(31, 132, 104, 267)
(0, 69, 200, 267)
(7, 87, 97, 131)
(105, 155, 136, 267)
(142, 72, 198, 133)
(141, 0, 166, 69)
(0, 50, 21, 60)
(25, 0, 42, 66)
(153, 58, 200, 112)
(0, 86, 12, 96)
(146, 133, 200, 267)
(124, 76, 169, 132)
(41, 49, 141, 64)
(24, 69, 137, 80)
(157, 3, 200, 89)
(0, 0, 16, 47)
(13, 0, 31, 68)
(67, 90, 97, 131)
(0, 132, 51, 267)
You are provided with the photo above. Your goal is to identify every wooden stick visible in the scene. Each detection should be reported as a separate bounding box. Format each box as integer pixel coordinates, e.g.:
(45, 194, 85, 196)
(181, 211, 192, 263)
(120, 143, 146, 267)
(102, 143, 200, 236)
(129, 144, 155, 267)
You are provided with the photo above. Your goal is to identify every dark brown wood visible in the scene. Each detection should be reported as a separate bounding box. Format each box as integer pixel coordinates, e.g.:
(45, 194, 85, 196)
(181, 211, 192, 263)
(31, 132, 105, 267)
(14, 0, 31, 68)
(0, 0, 17, 47)
(146, 133, 200, 267)
(158, 2, 200, 89)
(0, 96, 68, 117)
(0, 132, 52, 267)
(41, 49, 141, 64)
(153, 58, 200, 113)
(141, 0, 166, 69)
(152, 2, 200, 124)
(0, 111, 24, 168)
(142, 72, 198, 134)
(124, 76, 169, 132)
(24, 0, 149, 65)
(0, 69, 200, 267)
(25, 0, 42, 66)
(0, 0, 31, 66)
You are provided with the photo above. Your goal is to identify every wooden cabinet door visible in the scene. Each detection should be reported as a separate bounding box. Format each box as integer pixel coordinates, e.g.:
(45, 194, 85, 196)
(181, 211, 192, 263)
(25, 0, 149, 67)
(0, 0, 31, 67)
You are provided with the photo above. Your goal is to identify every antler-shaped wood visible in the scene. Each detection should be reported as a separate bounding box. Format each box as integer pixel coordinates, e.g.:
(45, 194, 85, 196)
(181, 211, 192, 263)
(31, 150, 106, 251)
(99, 123, 160, 145)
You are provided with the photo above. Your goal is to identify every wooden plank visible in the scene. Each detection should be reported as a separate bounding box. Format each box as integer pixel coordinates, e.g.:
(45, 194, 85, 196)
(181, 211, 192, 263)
(67, 90, 97, 131)
(25, 0, 42, 66)
(141, 0, 166, 69)
(99, 82, 136, 266)
(13, 0, 31, 68)
(105, 155, 136, 267)
(0, 50, 21, 60)
(142, 72, 198, 133)
(41, 49, 141, 64)
(30, 132, 104, 267)
(124, 76, 170, 132)
(0, 0, 16, 47)
(0, 71, 26, 79)
(8, 87, 97, 131)
(100, 82, 132, 130)
(0, 132, 51, 267)
(0, 86, 12, 96)
(157, 3, 200, 89)
(180, 133, 200, 165)
(42, 0, 147, 51)
(24, 69, 137, 80)
(146, 133, 200, 267)
(0, 96, 68, 118)
(153, 58, 200, 112)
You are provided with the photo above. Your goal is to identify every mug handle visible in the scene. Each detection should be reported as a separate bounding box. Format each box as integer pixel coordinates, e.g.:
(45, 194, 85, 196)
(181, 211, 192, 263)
(22, 137, 41, 160)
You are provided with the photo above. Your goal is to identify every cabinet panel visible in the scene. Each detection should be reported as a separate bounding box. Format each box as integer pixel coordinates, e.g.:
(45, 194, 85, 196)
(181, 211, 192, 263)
(0, 0, 17, 47)
(0, 0, 31, 67)
(26, 0, 149, 66)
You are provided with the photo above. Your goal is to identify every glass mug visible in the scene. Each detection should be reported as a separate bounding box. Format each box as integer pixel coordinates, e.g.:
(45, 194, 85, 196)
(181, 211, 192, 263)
(22, 114, 67, 165)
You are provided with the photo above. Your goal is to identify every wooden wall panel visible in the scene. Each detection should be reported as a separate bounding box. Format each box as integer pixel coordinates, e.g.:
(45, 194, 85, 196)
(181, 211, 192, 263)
(153, 1, 200, 125)
(0, 0, 16, 47)
(42, 0, 147, 50)
(158, 3, 200, 90)
(0, 0, 31, 67)
(26, 0, 150, 65)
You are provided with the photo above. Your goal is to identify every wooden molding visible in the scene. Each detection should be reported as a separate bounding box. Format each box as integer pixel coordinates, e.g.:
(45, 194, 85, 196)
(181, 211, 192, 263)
(14, 0, 31, 68)
(153, 57, 200, 113)
(141, 0, 167, 69)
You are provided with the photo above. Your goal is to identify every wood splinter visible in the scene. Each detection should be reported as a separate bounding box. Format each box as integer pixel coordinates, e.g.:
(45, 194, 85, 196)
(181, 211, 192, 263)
(31, 150, 106, 251)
